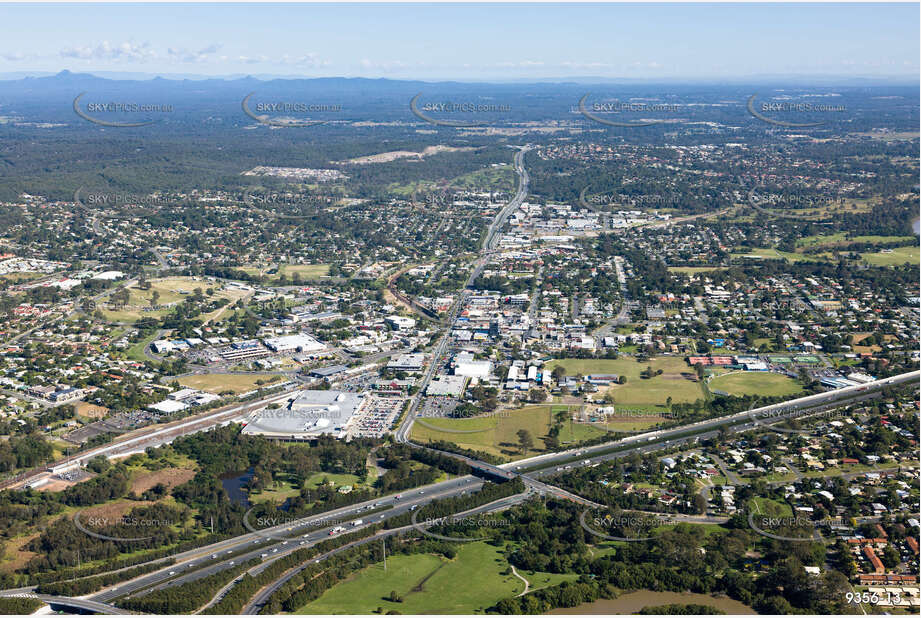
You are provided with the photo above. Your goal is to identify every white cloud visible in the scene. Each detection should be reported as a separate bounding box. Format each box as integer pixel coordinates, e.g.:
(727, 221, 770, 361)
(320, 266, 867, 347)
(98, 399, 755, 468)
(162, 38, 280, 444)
(279, 53, 330, 68)
(0, 51, 36, 62)
(166, 44, 222, 64)
(359, 58, 410, 71)
(216, 52, 330, 67)
(495, 60, 546, 68)
(60, 41, 157, 62)
(234, 55, 270, 65)
(56, 41, 225, 64)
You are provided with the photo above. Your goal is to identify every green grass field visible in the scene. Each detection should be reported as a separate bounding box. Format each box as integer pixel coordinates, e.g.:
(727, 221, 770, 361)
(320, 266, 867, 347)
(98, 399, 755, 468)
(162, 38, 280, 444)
(250, 472, 365, 505)
(413, 358, 703, 459)
(861, 245, 920, 266)
(796, 233, 916, 249)
(125, 331, 159, 361)
(303, 472, 362, 490)
(708, 372, 804, 397)
(101, 277, 249, 322)
(239, 263, 330, 282)
(297, 542, 575, 615)
(411, 406, 555, 460)
(795, 233, 848, 248)
(555, 420, 610, 444)
(249, 479, 301, 505)
(451, 165, 516, 192)
(0, 272, 44, 282)
(667, 266, 728, 274)
(546, 357, 705, 407)
(731, 237, 917, 267)
(749, 496, 792, 517)
(731, 247, 826, 263)
(278, 263, 331, 280)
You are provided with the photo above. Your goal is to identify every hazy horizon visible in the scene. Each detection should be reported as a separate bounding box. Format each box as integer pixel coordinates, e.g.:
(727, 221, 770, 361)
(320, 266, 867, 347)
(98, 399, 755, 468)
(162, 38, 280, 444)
(1, 68, 917, 86)
(1, 3, 917, 81)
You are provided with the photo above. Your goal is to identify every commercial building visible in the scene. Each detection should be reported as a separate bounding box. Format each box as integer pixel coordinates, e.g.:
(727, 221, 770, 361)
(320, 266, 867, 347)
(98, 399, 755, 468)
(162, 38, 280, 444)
(586, 374, 619, 385)
(49, 387, 84, 403)
(151, 340, 175, 354)
(454, 360, 493, 379)
(452, 351, 493, 379)
(242, 390, 364, 440)
(387, 353, 426, 372)
(310, 364, 348, 378)
(28, 384, 85, 403)
(820, 377, 860, 389)
(220, 340, 270, 361)
(263, 333, 326, 353)
(426, 375, 468, 397)
(385, 315, 417, 330)
(148, 399, 189, 415)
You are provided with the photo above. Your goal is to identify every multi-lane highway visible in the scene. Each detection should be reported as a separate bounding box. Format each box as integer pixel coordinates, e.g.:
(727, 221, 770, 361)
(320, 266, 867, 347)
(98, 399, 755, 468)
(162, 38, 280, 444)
(396, 144, 532, 445)
(0, 592, 125, 615)
(240, 491, 529, 614)
(5, 388, 301, 490)
(0, 145, 538, 613)
(1, 368, 914, 613)
(1, 135, 915, 613)
(63, 147, 544, 604)
(512, 369, 920, 476)
(189, 369, 920, 609)
(87, 476, 483, 604)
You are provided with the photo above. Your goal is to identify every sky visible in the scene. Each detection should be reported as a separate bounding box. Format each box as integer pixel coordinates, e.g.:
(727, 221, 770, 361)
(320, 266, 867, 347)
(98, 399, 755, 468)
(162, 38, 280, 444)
(0, 3, 918, 80)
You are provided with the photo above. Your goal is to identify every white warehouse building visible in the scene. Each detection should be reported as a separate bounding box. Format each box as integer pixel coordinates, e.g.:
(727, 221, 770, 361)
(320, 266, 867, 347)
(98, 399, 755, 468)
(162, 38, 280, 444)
(263, 333, 326, 353)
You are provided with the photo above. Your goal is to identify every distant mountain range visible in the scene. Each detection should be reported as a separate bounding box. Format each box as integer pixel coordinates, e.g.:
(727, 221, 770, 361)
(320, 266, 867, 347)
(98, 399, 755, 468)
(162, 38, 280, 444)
(0, 70, 914, 129)
(0, 69, 916, 87)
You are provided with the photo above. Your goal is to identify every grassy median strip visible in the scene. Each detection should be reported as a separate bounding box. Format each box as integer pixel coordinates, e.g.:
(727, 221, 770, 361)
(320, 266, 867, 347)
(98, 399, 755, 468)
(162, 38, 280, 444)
(35, 560, 172, 596)
(117, 559, 258, 614)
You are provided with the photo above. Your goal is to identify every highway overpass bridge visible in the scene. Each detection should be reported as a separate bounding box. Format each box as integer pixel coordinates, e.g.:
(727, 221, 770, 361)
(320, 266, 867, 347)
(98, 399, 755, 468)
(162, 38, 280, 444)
(0, 593, 127, 615)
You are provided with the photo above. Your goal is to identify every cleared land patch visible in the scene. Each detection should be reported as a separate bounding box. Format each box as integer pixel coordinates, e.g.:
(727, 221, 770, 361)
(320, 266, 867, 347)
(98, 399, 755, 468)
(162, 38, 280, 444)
(177, 372, 283, 394)
(130, 468, 197, 495)
(101, 276, 249, 322)
(74, 402, 109, 419)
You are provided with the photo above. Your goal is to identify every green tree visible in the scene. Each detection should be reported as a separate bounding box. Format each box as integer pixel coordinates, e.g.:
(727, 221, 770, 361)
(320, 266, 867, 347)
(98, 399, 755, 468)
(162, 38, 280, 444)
(516, 429, 534, 453)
